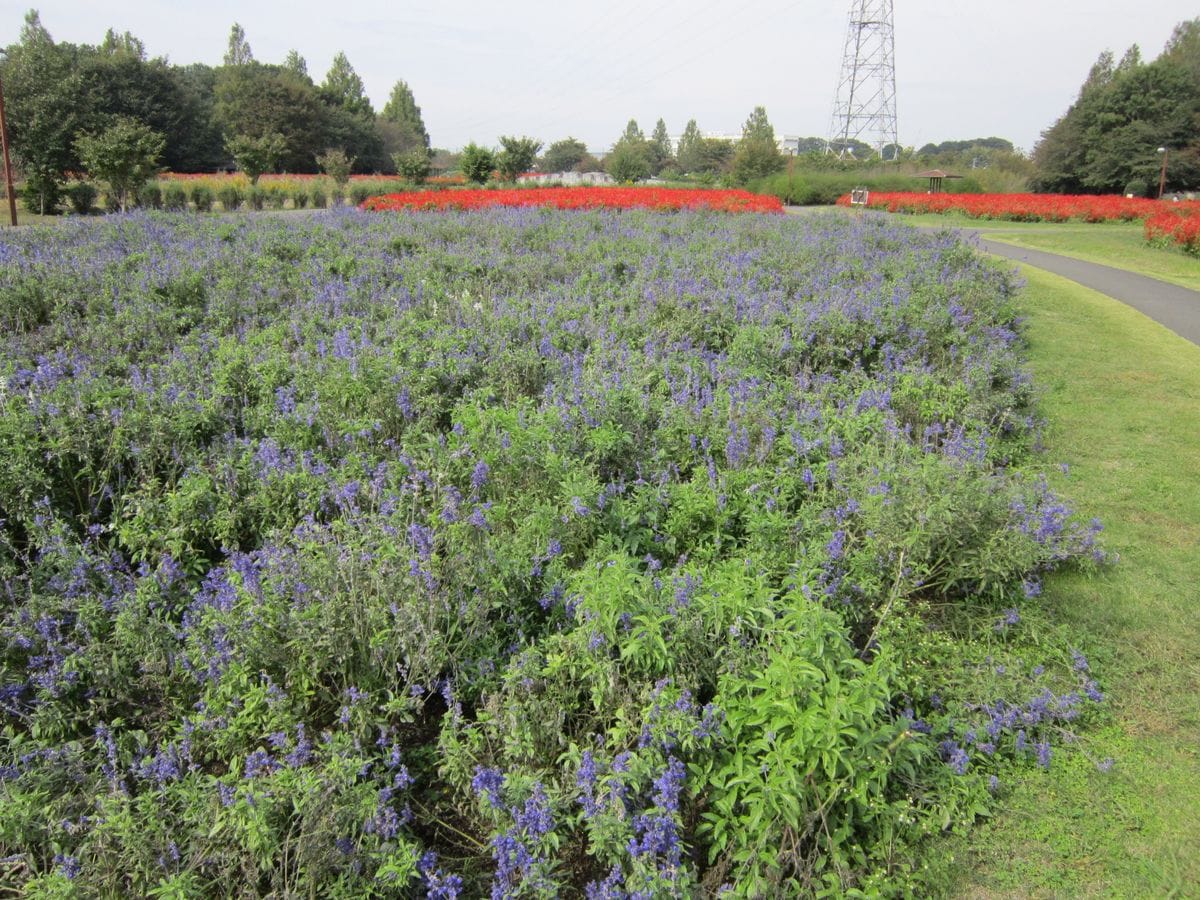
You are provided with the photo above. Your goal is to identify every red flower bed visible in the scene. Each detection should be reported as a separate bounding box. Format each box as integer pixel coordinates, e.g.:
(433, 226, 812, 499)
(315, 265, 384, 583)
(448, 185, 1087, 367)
(1145, 208, 1200, 254)
(361, 186, 783, 214)
(835, 191, 1199, 223)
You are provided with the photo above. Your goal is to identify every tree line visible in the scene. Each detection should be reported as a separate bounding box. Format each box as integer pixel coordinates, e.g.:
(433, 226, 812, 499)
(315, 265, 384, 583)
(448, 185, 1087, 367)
(1, 13, 432, 212)
(1033, 18, 1200, 195)
(530, 107, 789, 185)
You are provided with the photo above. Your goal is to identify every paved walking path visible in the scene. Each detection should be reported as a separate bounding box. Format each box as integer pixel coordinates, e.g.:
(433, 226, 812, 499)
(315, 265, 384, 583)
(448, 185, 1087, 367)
(969, 234, 1200, 348)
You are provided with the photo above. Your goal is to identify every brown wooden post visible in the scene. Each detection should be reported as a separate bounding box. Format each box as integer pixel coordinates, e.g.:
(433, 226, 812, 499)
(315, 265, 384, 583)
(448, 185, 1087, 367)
(0, 77, 17, 226)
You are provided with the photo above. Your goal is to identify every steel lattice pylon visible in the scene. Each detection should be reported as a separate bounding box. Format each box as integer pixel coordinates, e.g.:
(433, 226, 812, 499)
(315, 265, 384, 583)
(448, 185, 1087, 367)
(826, 0, 898, 159)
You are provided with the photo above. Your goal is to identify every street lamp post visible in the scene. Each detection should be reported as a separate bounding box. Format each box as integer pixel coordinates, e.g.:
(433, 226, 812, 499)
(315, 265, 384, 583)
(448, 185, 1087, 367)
(1157, 147, 1169, 199)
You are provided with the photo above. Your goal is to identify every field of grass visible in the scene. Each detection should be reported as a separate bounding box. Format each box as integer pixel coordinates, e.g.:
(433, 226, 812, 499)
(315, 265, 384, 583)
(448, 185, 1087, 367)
(896, 212, 1200, 293)
(951, 265, 1200, 896)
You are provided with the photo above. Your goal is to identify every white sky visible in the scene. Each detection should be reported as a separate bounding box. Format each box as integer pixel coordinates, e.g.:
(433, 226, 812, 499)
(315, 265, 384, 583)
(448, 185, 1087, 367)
(3, 1, 1195, 154)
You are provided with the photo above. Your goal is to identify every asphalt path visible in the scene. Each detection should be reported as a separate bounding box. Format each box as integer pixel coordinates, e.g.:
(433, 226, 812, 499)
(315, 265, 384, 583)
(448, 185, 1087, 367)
(968, 234, 1200, 348)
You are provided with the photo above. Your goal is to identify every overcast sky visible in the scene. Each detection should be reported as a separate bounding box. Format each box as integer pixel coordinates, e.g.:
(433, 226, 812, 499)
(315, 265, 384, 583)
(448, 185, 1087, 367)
(3, 1, 1195, 154)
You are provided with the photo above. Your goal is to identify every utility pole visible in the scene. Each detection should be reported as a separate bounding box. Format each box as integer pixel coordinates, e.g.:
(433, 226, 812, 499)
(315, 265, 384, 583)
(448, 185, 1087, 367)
(0, 77, 17, 226)
(826, 0, 899, 160)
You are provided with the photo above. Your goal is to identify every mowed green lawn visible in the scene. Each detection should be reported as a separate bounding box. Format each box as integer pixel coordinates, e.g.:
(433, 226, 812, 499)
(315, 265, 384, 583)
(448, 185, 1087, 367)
(896, 212, 1200, 293)
(949, 264, 1200, 896)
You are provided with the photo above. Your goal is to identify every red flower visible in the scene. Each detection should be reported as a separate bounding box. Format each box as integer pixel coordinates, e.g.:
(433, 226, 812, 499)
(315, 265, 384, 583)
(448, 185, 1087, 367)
(361, 186, 783, 215)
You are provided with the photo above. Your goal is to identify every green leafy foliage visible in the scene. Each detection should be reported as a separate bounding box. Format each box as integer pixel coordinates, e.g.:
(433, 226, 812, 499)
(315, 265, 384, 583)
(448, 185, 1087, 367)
(540, 137, 589, 174)
(74, 116, 165, 212)
(459, 142, 496, 184)
(496, 136, 543, 182)
(225, 132, 287, 185)
(316, 148, 355, 187)
(0, 210, 1107, 896)
(1033, 20, 1200, 193)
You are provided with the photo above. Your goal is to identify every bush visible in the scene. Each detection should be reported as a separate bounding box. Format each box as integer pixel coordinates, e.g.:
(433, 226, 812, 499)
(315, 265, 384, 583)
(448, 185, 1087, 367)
(394, 149, 431, 184)
(349, 183, 372, 205)
(0, 210, 1106, 897)
(139, 183, 162, 210)
(247, 186, 266, 211)
(189, 184, 214, 212)
(309, 185, 327, 208)
(18, 174, 63, 215)
(460, 142, 496, 184)
(264, 185, 288, 210)
(162, 182, 188, 211)
(754, 169, 935, 205)
(217, 184, 243, 212)
(65, 181, 98, 215)
(291, 186, 309, 209)
(606, 142, 651, 183)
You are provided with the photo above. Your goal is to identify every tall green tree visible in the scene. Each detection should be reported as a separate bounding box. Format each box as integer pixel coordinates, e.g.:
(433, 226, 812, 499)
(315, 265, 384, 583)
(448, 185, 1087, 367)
(540, 137, 589, 173)
(618, 119, 644, 145)
(732, 106, 784, 183)
(1033, 26, 1200, 194)
(0, 11, 89, 211)
(223, 23, 253, 66)
(1163, 18, 1200, 78)
(282, 50, 307, 77)
(168, 63, 226, 171)
(379, 80, 430, 160)
(74, 116, 165, 211)
(318, 53, 386, 171)
(214, 62, 326, 172)
(321, 51, 372, 117)
(676, 119, 704, 173)
(649, 118, 674, 175)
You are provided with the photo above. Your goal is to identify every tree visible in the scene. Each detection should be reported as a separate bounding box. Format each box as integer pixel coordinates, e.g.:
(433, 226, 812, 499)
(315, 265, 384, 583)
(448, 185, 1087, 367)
(459, 142, 495, 184)
(732, 106, 784, 183)
(1032, 26, 1200, 194)
(223, 23, 253, 66)
(99, 28, 145, 59)
(168, 63, 226, 171)
(540, 137, 589, 173)
(214, 63, 327, 172)
(618, 119, 644, 144)
(676, 119, 704, 173)
(1163, 18, 1200, 79)
(606, 141, 650, 182)
(380, 80, 430, 152)
(74, 116, 165, 212)
(225, 132, 287, 184)
(282, 50, 308, 77)
(741, 106, 777, 144)
(321, 51, 372, 117)
(393, 150, 431, 183)
(496, 135, 542, 181)
(0, 11, 89, 212)
(608, 118, 654, 181)
(649, 118, 674, 174)
(316, 148, 354, 189)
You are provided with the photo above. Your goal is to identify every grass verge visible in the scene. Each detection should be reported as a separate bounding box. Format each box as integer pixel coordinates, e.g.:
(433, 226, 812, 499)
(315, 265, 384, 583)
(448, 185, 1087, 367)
(951, 265, 1200, 896)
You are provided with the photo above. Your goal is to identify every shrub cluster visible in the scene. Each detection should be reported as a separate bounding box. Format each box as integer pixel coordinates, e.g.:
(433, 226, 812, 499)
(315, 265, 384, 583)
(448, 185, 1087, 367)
(0, 209, 1106, 895)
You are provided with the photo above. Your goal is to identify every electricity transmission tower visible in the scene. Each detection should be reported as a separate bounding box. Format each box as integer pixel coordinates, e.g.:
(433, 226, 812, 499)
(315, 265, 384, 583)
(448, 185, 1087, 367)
(826, 0, 898, 159)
